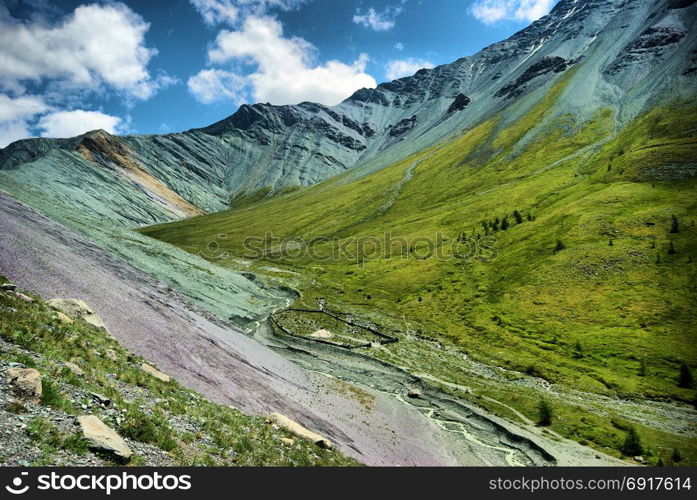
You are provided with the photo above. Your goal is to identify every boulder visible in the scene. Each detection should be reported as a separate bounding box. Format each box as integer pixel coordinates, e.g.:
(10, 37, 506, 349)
(55, 312, 74, 324)
(280, 438, 295, 446)
(104, 349, 119, 362)
(141, 363, 171, 383)
(309, 329, 333, 339)
(64, 362, 84, 376)
(268, 413, 333, 449)
(77, 415, 132, 460)
(14, 292, 34, 303)
(47, 299, 107, 331)
(1, 283, 17, 292)
(5, 367, 42, 402)
(407, 389, 422, 399)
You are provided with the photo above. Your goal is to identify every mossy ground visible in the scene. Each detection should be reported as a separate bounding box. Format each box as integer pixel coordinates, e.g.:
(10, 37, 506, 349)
(141, 78, 697, 464)
(0, 277, 358, 466)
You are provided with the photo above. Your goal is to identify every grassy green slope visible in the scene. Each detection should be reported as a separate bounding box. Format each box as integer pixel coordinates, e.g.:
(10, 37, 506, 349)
(142, 78, 697, 463)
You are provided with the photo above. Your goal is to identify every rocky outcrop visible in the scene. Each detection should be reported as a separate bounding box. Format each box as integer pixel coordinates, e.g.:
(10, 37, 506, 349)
(269, 413, 333, 449)
(389, 115, 418, 137)
(77, 415, 132, 460)
(495, 56, 571, 99)
(5, 367, 42, 402)
(447, 94, 471, 113)
(47, 299, 108, 332)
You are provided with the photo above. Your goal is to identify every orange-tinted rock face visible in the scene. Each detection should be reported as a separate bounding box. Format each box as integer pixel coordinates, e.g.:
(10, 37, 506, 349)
(76, 130, 203, 219)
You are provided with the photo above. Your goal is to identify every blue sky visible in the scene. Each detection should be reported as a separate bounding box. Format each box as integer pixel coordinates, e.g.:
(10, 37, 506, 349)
(0, 0, 558, 146)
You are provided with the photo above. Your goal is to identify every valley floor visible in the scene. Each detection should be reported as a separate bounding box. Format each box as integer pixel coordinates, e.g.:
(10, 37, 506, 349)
(0, 192, 630, 466)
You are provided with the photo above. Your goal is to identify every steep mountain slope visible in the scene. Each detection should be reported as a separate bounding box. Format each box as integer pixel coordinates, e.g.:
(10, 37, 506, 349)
(142, 1, 697, 464)
(2, 0, 695, 226)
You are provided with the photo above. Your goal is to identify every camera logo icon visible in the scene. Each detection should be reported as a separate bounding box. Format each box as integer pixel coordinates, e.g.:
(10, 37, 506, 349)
(5, 472, 30, 495)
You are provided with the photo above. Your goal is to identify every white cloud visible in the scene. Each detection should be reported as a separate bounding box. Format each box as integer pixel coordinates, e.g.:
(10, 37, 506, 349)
(470, 0, 554, 24)
(0, 3, 166, 99)
(0, 94, 48, 123)
(37, 110, 122, 138)
(197, 16, 376, 106)
(0, 121, 33, 148)
(353, 4, 404, 31)
(385, 58, 435, 80)
(187, 69, 247, 104)
(190, 0, 309, 26)
(191, 0, 239, 25)
(0, 93, 49, 147)
(395, 42, 404, 51)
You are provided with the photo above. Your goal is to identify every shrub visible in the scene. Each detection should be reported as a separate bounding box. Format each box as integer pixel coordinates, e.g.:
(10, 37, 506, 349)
(554, 239, 565, 252)
(621, 427, 643, 456)
(537, 399, 553, 427)
(678, 362, 694, 389)
(670, 215, 680, 234)
(40, 379, 68, 410)
(638, 358, 647, 377)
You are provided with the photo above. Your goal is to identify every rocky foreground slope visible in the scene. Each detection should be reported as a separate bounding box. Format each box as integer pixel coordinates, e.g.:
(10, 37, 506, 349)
(0, 280, 356, 466)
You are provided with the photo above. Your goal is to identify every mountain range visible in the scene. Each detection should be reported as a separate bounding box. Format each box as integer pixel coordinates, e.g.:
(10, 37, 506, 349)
(2, 0, 695, 225)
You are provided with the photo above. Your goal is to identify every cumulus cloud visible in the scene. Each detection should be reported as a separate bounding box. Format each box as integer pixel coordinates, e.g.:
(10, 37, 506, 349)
(191, 0, 239, 25)
(187, 69, 247, 104)
(37, 110, 123, 138)
(0, 3, 166, 99)
(470, 0, 555, 24)
(190, 0, 309, 26)
(0, 94, 48, 123)
(0, 94, 48, 147)
(0, 3, 169, 146)
(191, 16, 376, 106)
(353, 3, 404, 31)
(385, 58, 435, 80)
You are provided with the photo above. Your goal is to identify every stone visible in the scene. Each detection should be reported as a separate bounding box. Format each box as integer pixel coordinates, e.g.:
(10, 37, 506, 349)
(1, 283, 17, 292)
(140, 363, 171, 383)
(104, 349, 118, 362)
(280, 438, 295, 446)
(268, 413, 333, 449)
(77, 415, 132, 460)
(5, 368, 42, 402)
(407, 389, 422, 399)
(55, 312, 73, 324)
(309, 329, 333, 339)
(89, 392, 111, 407)
(634, 456, 645, 463)
(64, 362, 84, 376)
(14, 292, 34, 303)
(47, 299, 107, 331)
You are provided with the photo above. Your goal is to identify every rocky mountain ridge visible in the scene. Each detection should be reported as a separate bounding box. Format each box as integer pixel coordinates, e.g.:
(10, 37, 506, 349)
(1, 0, 695, 226)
